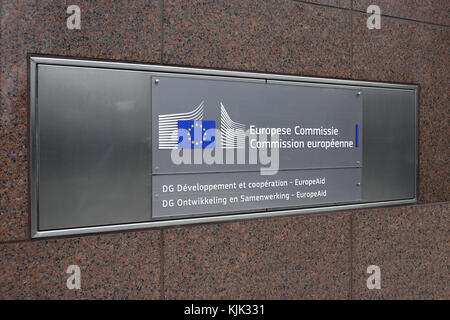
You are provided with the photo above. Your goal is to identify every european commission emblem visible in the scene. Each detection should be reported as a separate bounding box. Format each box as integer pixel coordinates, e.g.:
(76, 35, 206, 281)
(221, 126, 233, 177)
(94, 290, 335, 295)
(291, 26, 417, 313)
(178, 120, 216, 149)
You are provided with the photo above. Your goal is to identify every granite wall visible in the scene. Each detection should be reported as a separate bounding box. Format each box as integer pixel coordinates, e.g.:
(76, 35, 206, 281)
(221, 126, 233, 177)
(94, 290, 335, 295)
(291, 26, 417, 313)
(0, 0, 448, 299)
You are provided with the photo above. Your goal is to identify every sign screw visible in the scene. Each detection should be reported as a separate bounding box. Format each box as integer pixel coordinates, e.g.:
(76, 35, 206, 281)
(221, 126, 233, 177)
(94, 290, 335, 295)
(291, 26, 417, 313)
(155, 79, 160, 84)
(356, 182, 361, 187)
(357, 91, 361, 96)
(356, 160, 361, 165)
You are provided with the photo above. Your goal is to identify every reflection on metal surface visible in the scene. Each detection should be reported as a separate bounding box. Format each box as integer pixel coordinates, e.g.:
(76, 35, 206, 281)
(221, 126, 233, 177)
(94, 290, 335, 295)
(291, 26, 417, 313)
(36, 65, 151, 230)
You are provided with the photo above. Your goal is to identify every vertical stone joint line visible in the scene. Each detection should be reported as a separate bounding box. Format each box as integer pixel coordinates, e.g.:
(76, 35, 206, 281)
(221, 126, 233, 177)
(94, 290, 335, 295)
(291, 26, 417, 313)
(160, 0, 165, 65)
(350, 0, 354, 79)
(349, 213, 353, 299)
(160, 229, 166, 299)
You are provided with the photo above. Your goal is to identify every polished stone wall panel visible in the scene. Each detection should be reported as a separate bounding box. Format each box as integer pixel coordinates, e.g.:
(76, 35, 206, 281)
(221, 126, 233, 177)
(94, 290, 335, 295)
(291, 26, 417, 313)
(353, 0, 449, 26)
(0, 230, 161, 299)
(163, 213, 351, 299)
(163, 0, 352, 78)
(351, 203, 449, 299)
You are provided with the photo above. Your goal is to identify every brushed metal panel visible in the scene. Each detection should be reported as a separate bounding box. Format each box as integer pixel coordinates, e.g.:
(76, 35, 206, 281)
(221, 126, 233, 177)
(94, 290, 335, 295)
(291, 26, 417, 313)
(37, 65, 151, 230)
(361, 87, 416, 202)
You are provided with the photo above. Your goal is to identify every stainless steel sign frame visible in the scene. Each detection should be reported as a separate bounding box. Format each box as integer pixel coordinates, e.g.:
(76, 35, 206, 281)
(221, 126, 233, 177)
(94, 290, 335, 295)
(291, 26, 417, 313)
(30, 56, 418, 238)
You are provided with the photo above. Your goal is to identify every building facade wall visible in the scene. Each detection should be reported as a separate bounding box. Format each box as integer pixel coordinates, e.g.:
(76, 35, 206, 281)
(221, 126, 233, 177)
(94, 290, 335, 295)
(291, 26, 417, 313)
(0, 0, 448, 299)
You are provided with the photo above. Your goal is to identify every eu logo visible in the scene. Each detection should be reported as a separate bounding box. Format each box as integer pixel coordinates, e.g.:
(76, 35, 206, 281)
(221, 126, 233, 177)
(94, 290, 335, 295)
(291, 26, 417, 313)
(178, 120, 216, 149)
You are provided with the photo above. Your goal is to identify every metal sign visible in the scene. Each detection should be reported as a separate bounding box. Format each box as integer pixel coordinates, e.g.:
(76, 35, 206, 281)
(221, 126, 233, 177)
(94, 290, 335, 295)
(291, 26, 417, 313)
(30, 57, 417, 238)
(151, 76, 362, 218)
